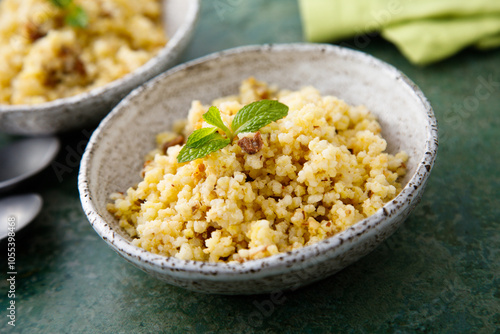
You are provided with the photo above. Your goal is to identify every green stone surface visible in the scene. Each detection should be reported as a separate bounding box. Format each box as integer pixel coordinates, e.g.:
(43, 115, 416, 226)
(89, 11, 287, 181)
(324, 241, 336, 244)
(1, 1, 499, 333)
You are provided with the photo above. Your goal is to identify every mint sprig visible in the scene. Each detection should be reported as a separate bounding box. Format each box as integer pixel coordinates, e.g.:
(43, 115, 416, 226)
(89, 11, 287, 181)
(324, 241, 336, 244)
(49, 0, 89, 28)
(184, 127, 218, 148)
(203, 106, 231, 135)
(177, 100, 288, 163)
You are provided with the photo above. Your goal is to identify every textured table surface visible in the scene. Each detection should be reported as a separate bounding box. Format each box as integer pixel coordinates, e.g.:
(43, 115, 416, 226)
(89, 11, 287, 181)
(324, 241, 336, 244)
(1, 1, 499, 333)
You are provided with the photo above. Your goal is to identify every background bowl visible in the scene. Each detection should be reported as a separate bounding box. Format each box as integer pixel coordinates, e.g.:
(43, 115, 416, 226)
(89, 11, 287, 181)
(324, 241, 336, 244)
(0, 0, 199, 135)
(79, 44, 438, 294)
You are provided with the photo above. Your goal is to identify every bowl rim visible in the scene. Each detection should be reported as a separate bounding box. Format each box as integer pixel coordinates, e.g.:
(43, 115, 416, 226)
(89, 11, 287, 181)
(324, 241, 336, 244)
(0, 0, 200, 113)
(79, 43, 438, 279)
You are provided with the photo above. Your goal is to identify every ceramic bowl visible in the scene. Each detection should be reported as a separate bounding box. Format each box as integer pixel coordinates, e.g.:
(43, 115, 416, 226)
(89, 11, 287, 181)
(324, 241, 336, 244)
(0, 0, 199, 135)
(79, 44, 438, 294)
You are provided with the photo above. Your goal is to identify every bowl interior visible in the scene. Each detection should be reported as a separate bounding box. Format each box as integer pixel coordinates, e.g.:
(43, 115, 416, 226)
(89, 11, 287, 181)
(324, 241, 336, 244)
(84, 44, 435, 246)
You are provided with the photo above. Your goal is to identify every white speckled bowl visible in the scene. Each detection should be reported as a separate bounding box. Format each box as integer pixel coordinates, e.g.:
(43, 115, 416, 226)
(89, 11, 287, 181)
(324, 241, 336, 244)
(0, 0, 199, 135)
(79, 44, 438, 294)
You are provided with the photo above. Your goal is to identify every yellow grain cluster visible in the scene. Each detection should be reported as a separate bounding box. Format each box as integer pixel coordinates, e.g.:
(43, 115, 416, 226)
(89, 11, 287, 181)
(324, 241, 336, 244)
(108, 78, 408, 263)
(0, 0, 166, 104)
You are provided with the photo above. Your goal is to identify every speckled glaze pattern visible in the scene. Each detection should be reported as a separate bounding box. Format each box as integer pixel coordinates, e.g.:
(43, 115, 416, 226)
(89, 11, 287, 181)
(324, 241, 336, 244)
(78, 44, 438, 295)
(0, 0, 200, 136)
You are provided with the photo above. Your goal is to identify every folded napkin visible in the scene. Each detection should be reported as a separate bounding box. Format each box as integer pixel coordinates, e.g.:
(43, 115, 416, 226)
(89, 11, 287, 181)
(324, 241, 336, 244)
(299, 0, 500, 65)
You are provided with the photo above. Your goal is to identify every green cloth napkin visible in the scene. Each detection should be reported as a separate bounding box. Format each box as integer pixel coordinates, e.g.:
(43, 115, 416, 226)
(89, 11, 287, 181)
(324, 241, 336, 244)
(299, 0, 500, 65)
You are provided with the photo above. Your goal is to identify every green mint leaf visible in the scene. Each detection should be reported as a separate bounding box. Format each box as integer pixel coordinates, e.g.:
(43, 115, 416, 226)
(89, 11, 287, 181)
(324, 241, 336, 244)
(50, 0, 72, 8)
(202, 106, 231, 135)
(66, 5, 89, 28)
(177, 137, 231, 163)
(231, 100, 288, 136)
(185, 127, 218, 148)
(176, 100, 289, 163)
